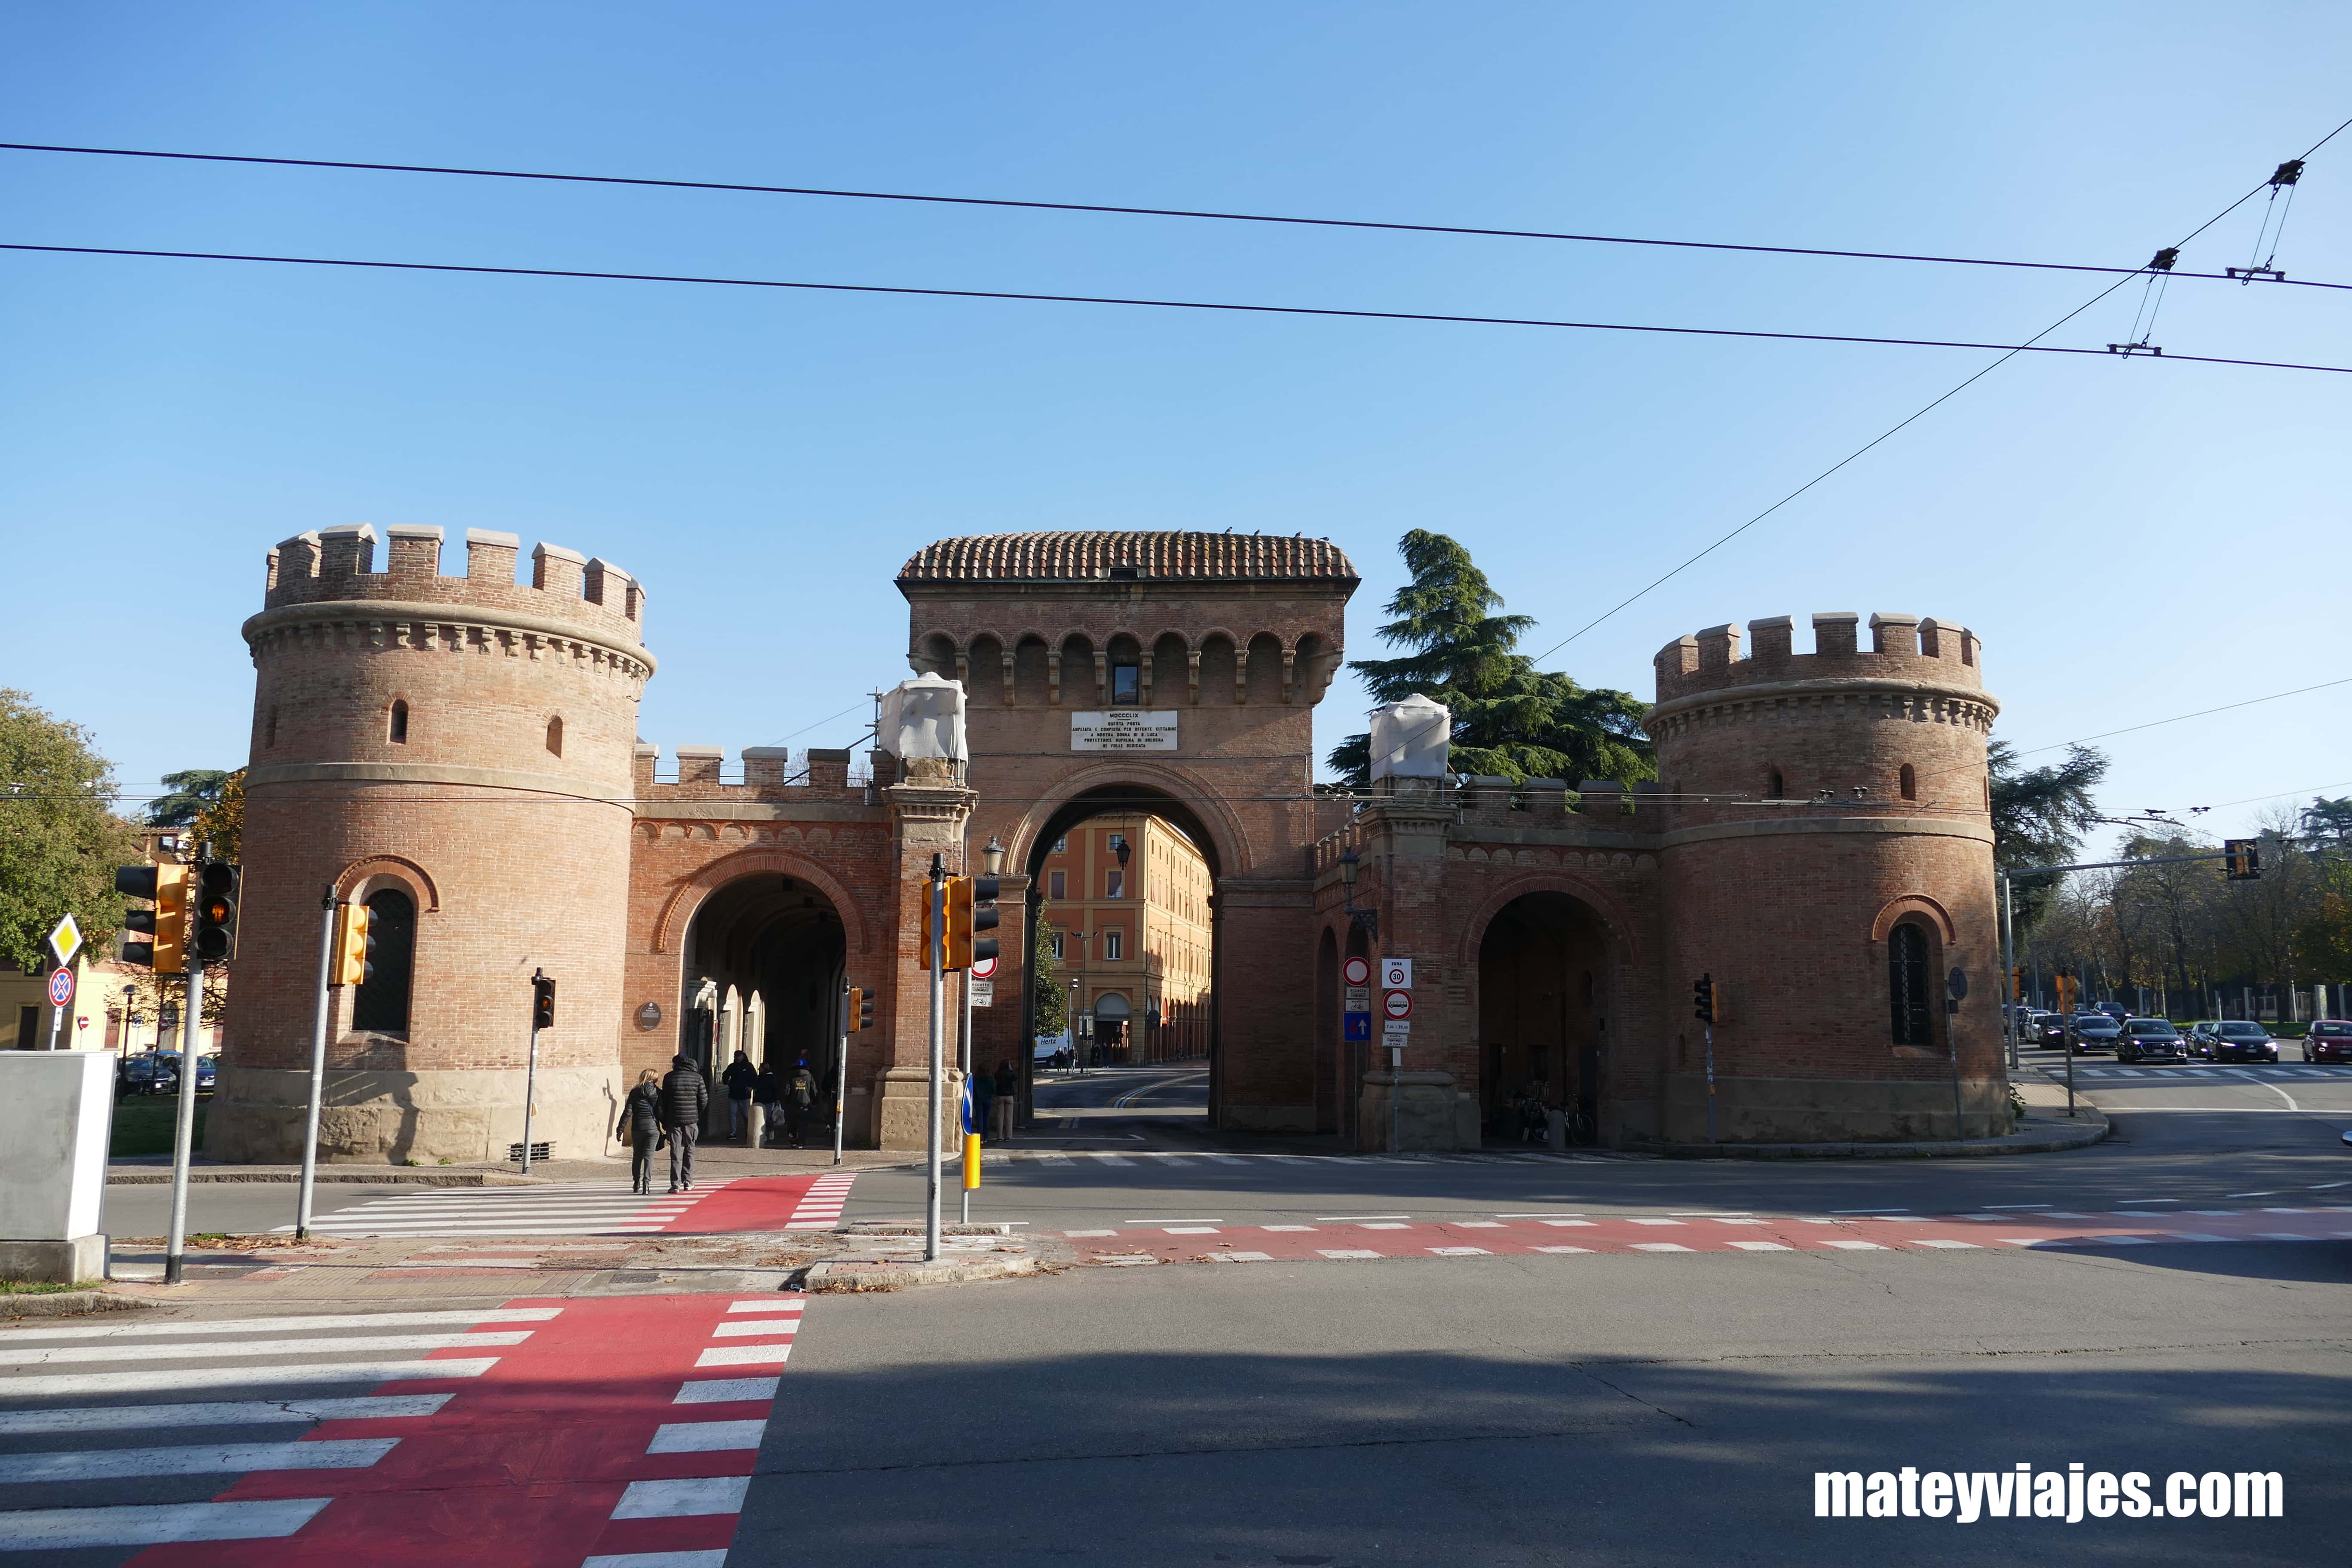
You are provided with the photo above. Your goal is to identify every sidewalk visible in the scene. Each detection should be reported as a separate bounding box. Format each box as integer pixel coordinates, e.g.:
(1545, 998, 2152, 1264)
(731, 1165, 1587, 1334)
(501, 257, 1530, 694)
(107, 1142, 933, 1185)
(1640, 1069, 2108, 1160)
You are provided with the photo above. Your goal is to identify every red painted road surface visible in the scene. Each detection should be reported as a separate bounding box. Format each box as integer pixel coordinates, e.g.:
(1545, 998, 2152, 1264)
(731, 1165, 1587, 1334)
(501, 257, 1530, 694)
(129, 1292, 799, 1567)
(1060, 1204, 2352, 1264)
(656, 1171, 854, 1233)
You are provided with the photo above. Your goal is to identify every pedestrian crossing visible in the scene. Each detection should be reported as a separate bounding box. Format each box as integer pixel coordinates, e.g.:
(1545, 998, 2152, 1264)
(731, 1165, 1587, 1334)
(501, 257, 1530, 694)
(1015, 1148, 1622, 1166)
(282, 1180, 739, 1238)
(2069, 1065, 2346, 1079)
(783, 1173, 856, 1230)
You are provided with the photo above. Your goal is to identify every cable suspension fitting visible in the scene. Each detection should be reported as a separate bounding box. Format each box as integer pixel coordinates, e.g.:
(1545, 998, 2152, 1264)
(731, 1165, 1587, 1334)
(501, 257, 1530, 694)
(2228, 159, 2305, 285)
(2109, 247, 2177, 357)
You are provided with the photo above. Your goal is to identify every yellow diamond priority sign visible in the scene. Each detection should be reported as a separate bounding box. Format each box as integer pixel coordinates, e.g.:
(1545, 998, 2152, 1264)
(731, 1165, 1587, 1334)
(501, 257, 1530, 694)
(46, 913, 82, 970)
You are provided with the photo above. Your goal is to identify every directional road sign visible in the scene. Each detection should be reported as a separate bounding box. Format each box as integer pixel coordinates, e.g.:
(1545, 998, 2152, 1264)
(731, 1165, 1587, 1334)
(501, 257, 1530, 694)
(1343, 1011, 1371, 1042)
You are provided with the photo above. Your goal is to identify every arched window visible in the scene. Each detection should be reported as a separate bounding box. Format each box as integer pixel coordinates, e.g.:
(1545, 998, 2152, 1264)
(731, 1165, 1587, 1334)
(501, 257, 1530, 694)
(352, 888, 417, 1033)
(1899, 763, 1917, 801)
(388, 700, 409, 744)
(1889, 922, 1933, 1047)
(545, 716, 564, 757)
(1767, 767, 1785, 799)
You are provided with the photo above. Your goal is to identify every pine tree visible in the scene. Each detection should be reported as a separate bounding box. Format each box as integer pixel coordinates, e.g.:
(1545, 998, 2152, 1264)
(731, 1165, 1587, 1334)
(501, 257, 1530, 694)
(1326, 531, 1652, 788)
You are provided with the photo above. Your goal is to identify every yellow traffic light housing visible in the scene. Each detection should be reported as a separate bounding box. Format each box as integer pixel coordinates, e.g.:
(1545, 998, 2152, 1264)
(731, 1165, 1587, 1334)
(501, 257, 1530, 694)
(944, 876, 1003, 971)
(847, 986, 875, 1033)
(331, 902, 375, 987)
(116, 863, 191, 974)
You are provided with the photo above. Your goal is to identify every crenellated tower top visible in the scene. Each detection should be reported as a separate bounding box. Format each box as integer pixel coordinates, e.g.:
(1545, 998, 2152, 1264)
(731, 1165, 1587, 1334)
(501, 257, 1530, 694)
(1652, 612, 1983, 710)
(262, 523, 647, 650)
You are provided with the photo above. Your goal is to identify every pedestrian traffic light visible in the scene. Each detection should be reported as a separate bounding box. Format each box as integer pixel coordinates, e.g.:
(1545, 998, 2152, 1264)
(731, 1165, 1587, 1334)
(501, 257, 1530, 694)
(115, 863, 190, 973)
(1692, 974, 1715, 1024)
(531, 971, 556, 1030)
(946, 875, 1002, 970)
(847, 986, 874, 1032)
(331, 902, 375, 987)
(190, 863, 240, 966)
(2224, 838, 2261, 881)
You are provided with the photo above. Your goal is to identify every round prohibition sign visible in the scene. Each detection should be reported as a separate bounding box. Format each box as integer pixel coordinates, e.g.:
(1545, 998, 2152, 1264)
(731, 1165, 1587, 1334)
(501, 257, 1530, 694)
(970, 956, 999, 980)
(47, 968, 74, 1007)
(1342, 956, 1372, 988)
(1382, 989, 1413, 1020)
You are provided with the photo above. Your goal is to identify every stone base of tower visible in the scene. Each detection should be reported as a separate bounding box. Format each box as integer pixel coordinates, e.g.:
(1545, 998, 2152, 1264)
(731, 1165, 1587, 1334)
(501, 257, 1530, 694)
(204, 1065, 626, 1167)
(1354, 1069, 1479, 1152)
(1659, 1074, 2012, 1145)
(874, 1065, 968, 1152)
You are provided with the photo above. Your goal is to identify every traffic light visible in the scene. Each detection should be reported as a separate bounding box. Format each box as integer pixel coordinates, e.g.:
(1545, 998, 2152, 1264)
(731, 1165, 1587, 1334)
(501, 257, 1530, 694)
(846, 986, 875, 1032)
(2055, 971, 2077, 1012)
(2224, 839, 2261, 881)
(331, 902, 375, 987)
(531, 971, 556, 1030)
(1692, 974, 1715, 1024)
(116, 863, 191, 973)
(946, 875, 1002, 970)
(191, 863, 240, 966)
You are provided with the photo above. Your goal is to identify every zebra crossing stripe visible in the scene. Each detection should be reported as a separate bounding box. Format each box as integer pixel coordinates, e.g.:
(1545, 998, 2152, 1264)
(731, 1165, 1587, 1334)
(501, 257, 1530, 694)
(0, 1393, 452, 1437)
(2, 1357, 503, 1401)
(0, 1497, 333, 1550)
(0, 1436, 399, 1483)
(0, 1330, 533, 1369)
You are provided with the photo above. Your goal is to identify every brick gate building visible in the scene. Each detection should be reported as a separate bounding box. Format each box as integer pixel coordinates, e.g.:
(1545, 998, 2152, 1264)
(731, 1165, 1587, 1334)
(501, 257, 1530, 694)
(207, 526, 2005, 1164)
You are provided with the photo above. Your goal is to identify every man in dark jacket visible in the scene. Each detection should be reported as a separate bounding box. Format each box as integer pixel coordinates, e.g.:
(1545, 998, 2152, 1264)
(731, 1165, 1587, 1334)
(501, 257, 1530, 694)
(661, 1053, 709, 1193)
(722, 1050, 757, 1144)
(753, 1061, 783, 1148)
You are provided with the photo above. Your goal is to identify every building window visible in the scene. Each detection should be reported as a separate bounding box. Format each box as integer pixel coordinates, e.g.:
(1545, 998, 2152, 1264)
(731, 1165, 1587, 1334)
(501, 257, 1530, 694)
(1108, 832, 1126, 851)
(1106, 869, 1124, 900)
(1111, 664, 1140, 704)
(1889, 922, 1933, 1047)
(1054, 835, 1066, 853)
(389, 700, 410, 744)
(1104, 928, 1124, 961)
(1049, 930, 1065, 961)
(1049, 870, 1066, 900)
(546, 716, 564, 757)
(352, 888, 418, 1033)
(1899, 763, 1917, 801)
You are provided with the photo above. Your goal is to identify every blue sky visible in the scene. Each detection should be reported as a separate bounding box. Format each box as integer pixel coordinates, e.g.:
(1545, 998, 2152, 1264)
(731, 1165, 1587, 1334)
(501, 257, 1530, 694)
(4, 4, 2348, 853)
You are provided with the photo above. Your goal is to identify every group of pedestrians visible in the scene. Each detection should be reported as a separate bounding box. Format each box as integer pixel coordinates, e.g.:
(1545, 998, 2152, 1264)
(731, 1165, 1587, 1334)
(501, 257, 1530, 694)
(615, 1055, 711, 1196)
(721, 1051, 820, 1148)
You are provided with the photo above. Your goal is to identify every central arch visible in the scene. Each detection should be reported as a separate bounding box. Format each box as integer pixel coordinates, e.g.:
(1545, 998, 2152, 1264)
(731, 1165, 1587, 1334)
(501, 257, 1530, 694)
(1475, 890, 1618, 1146)
(676, 871, 847, 1140)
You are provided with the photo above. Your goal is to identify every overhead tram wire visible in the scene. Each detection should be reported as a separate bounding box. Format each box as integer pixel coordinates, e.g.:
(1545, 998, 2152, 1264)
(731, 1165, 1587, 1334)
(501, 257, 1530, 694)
(3, 242, 2347, 377)
(1517, 111, 2352, 670)
(4, 140, 2348, 295)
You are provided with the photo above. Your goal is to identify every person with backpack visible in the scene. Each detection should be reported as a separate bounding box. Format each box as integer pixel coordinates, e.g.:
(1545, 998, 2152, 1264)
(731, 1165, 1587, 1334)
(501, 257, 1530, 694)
(784, 1058, 818, 1148)
(613, 1068, 663, 1195)
(721, 1050, 757, 1144)
(661, 1052, 708, 1192)
(753, 1060, 784, 1148)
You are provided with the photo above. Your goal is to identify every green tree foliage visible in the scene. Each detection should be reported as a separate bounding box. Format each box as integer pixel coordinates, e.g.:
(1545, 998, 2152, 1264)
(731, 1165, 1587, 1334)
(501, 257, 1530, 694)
(2301, 795, 2352, 849)
(1327, 531, 1652, 788)
(189, 769, 245, 863)
(1030, 912, 1067, 1038)
(1989, 741, 2108, 928)
(0, 689, 138, 970)
(147, 769, 234, 828)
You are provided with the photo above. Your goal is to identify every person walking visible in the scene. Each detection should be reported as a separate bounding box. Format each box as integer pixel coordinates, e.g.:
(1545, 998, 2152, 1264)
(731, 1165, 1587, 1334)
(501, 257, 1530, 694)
(753, 1060, 784, 1148)
(784, 1057, 817, 1148)
(969, 1061, 996, 1145)
(614, 1068, 663, 1195)
(722, 1050, 757, 1144)
(661, 1052, 708, 1193)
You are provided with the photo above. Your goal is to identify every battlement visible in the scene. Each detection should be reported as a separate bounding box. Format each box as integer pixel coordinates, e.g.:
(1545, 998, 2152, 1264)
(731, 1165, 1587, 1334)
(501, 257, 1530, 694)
(1652, 612, 1982, 706)
(262, 524, 647, 646)
(632, 743, 871, 803)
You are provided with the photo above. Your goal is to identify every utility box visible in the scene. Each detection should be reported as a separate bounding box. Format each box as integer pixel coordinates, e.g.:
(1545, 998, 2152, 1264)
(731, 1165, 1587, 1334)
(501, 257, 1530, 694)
(0, 1051, 113, 1283)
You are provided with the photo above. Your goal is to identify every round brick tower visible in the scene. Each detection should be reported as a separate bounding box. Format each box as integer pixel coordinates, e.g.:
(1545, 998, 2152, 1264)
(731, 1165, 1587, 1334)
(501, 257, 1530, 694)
(207, 523, 654, 1164)
(1647, 612, 2002, 1142)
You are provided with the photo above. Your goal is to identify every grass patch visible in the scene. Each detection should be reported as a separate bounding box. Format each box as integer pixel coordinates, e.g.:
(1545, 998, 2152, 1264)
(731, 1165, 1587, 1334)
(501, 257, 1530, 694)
(0, 1280, 95, 1295)
(111, 1096, 208, 1158)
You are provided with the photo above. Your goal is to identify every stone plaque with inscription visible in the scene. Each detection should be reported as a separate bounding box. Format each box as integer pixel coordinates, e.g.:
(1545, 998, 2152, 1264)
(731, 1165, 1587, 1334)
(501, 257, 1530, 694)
(1070, 711, 1179, 751)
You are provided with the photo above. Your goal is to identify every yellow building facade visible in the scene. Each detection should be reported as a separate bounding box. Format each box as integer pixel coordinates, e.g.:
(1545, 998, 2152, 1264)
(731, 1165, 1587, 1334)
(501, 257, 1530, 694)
(1037, 813, 1212, 1063)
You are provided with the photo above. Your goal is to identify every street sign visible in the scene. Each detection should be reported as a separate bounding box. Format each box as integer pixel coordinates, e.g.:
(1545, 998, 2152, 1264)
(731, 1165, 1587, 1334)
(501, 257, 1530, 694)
(47, 968, 74, 1008)
(971, 956, 998, 980)
(46, 914, 81, 969)
(1382, 989, 1413, 1020)
(1381, 958, 1412, 990)
(1946, 967, 1969, 999)
(1343, 1011, 1371, 1041)
(969, 980, 994, 1008)
(1342, 955, 1372, 988)
(1382, 1018, 1410, 1037)
(1344, 985, 1370, 1012)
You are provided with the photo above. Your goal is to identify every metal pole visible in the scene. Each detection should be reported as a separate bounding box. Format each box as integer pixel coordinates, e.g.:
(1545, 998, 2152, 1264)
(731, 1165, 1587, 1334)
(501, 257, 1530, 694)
(2000, 872, 2020, 1072)
(925, 858, 944, 1264)
(959, 964, 974, 1225)
(296, 887, 337, 1240)
(832, 981, 848, 1167)
(1704, 1022, 1717, 1145)
(164, 950, 204, 1286)
(1388, 1042, 1403, 1152)
(2063, 977, 2076, 1117)
(521, 972, 544, 1177)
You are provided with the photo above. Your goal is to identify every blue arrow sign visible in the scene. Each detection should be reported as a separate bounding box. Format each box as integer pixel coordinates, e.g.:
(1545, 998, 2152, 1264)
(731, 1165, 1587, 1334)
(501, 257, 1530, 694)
(1343, 1011, 1372, 1042)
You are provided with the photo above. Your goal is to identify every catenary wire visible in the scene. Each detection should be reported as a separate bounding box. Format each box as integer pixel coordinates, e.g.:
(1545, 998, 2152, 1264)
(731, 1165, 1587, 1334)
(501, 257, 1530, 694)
(3, 243, 2347, 375)
(3, 139, 2346, 293)
(1514, 110, 2352, 668)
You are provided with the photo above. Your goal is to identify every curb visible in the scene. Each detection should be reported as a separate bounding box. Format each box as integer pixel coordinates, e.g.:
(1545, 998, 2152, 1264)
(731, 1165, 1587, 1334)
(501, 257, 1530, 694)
(0, 1289, 158, 1320)
(107, 1169, 551, 1187)
(800, 1255, 1041, 1292)
(1639, 1110, 2110, 1161)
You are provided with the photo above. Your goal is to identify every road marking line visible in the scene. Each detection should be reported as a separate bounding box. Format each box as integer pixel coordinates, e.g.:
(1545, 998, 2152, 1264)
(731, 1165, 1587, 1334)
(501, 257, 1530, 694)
(1358, 1222, 1411, 1230)
(610, 1476, 752, 1519)
(1063, 1229, 1117, 1237)
(1453, 1221, 1506, 1228)
(1530, 1245, 1592, 1254)
(675, 1377, 780, 1405)
(1199, 1154, 1249, 1164)
(1162, 1227, 1219, 1234)
(0, 1393, 451, 1436)
(726, 1299, 804, 1314)
(1728, 1241, 1793, 1251)
(710, 1320, 799, 1338)
(1907, 1240, 1980, 1250)
(1317, 1249, 1383, 1259)
(1089, 1154, 1134, 1165)
(0, 1330, 532, 1368)
(2256, 1232, 2315, 1240)
(694, 1343, 792, 1368)
(1630, 1243, 1692, 1252)
(1, 1307, 561, 1341)
(1316, 1215, 1409, 1220)
(1260, 1225, 1318, 1232)
(1822, 1241, 1887, 1250)
(583, 1552, 730, 1568)
(0, 1437, 398, 1483)
(2171, 1233, 2230, 1242)
(647, 1419, 768, 1453)
(1428, 1247, 1491, 1256)
(1626, 1219, 1685, 1226)
(1207, 1252, 1274, 1263)
(1, 1357, 502, 1401)
(0, 1498, 332, 1549)
(1538, 1219, 1596, 1228)
(1709, 1217, 1769, 1225)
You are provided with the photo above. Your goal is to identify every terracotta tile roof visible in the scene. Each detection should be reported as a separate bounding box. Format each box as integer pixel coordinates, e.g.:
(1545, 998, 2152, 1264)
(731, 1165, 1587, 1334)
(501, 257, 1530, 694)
(898, 531, 1358, 584)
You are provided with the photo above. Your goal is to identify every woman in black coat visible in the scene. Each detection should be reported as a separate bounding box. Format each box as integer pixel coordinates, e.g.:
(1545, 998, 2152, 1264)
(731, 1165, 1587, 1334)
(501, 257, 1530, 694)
(615, 1068, 664, 1195)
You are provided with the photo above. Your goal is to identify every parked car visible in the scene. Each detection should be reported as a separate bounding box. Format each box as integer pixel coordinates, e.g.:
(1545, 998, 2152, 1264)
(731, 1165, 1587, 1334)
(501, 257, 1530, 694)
(2068, 1013, 2122, 1052)
(2114, 1018, 2188, 1064)
(2305, 1020, 2352, 1065)
(116, 1055, 177, 1095)
(2187, 1020, 2280, 1063)
(150, 1052, 218, 1091)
